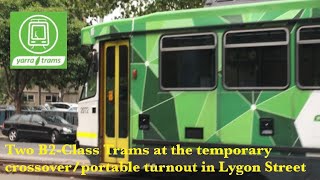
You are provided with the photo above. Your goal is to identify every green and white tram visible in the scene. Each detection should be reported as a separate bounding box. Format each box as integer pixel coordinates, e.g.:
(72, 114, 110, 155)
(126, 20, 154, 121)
(77, 0, 320, 177)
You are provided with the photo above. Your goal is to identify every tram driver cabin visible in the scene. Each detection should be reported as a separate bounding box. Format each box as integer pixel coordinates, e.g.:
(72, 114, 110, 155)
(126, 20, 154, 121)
(77, 0, 320, 170)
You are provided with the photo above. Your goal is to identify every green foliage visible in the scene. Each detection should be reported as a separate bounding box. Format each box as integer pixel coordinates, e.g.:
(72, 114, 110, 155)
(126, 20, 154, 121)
(145, 0, 203, 13)
(0, 0, 204, 110)
(0, 70, 9, 103)
(118, 0, 204, 18)
(64, 0, 119, 19)
(0, 0, 102, 110)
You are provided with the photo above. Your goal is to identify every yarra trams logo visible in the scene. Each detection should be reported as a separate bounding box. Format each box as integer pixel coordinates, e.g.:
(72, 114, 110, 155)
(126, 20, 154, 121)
(10, 12, 67, 69)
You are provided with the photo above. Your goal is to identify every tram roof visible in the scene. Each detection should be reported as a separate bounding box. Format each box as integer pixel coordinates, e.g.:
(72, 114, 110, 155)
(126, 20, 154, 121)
(81, 0, 320, 45)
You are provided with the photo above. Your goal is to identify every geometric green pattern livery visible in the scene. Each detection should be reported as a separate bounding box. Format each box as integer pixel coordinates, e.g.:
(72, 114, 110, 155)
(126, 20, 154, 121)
(81, 0, 320, 149)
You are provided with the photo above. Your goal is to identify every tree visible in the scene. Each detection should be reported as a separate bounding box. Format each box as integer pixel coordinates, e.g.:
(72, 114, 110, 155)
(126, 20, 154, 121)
(118, 0, 204, 18)
(63, 0, 119, 20)
(0, 0, 118, 112)
(0, 0, 204, 112)
(31, 10, 91, 102)
(0, 70, 10, 104)
(0, 1, 29, 112)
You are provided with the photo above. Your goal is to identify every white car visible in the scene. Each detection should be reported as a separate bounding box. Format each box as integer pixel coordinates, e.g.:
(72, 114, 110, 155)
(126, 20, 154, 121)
(46, 102, 78, 112)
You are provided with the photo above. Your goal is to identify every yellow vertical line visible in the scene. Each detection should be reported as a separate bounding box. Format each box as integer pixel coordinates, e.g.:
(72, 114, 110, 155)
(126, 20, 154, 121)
(126, 42, 130, 146)
(124, 42, 130, 163)
(102, 43, 107, 162)
(104, 45, 107, 139)
(102, 46, 104, 139)
(115, 44, 120, 141)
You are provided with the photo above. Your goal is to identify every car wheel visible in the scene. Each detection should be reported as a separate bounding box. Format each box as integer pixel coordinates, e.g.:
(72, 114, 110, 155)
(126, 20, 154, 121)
(51, 130, 59, 144)
(8, 129, 18, 142)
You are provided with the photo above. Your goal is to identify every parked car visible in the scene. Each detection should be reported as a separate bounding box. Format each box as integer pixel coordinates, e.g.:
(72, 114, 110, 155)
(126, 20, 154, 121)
(0, 105, 15, 110)
(1, 114, 76, 143)
(33, 105, 49, 111)
(45, 102, 78, 112)
(21, 106, 32, 111)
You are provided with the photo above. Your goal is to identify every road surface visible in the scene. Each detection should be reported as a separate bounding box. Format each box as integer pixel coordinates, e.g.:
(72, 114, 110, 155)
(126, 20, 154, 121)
(0, 136, 89, 165)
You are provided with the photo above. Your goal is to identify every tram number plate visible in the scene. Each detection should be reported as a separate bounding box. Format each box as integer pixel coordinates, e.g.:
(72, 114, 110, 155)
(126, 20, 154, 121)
(80, 107, 89, 113)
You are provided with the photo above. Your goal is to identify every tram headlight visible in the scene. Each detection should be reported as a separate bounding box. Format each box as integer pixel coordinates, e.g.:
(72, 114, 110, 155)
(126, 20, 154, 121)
(62, 127, 72, 134)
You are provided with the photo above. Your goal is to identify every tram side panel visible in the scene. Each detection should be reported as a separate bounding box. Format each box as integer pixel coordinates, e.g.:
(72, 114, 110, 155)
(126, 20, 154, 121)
(129, 26, 320, 153)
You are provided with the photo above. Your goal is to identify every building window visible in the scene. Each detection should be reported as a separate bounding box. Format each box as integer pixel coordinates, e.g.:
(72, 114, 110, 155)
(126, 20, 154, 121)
(45, 95, 58, 102)
(52, 95, 57, 102)
(160, 33, 217, 90)
(45, 95, 52, 102)
(28, 95, 34, 102)
(23, 94, 34, 102)
(297, 26, 320, 88)
(224, 28, 289, 89)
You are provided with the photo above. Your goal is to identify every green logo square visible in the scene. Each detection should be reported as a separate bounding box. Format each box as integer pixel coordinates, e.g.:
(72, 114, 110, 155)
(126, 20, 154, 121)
(10, 12, 67, 69)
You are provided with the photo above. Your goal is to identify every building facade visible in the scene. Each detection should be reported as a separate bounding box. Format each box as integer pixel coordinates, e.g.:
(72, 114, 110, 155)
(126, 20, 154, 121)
(23, 86, 81, 106)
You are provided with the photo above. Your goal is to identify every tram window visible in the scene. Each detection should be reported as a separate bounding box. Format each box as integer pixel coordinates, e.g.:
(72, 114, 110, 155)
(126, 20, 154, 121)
(226, 30, 287, 44)
(224, 28, 289, 89)
(80, 59, 97, 100)
(163, 34, 215, 48)
(119, 45, 128, 138)
(160, 33, 216, 90)
(106, 46, 115, 138)
(297, 26, 320, 88)
(299, 27, 320, 41)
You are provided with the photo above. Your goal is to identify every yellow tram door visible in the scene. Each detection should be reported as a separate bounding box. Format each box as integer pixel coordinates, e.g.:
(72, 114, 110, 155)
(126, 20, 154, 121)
(102, 40, 129, 164)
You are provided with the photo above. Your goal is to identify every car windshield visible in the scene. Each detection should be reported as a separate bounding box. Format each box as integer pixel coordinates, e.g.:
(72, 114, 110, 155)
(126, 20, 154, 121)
(46, 116, 70, 125)
(51, 104, 70, 109)
(55, 116, 70, 124)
